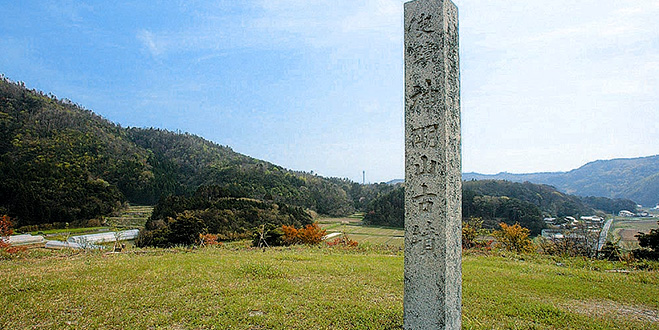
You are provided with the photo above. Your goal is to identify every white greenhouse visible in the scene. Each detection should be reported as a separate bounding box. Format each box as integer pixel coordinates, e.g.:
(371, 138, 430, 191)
(44, 229, 140, 250)
(7, 234, 46, 246)
(67, 229, 140, 245)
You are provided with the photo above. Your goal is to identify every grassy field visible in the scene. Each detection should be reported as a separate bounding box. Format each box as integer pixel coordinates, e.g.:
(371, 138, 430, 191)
(610, 218, 658, 250)
(1, 246, 658, 329)
(318, 216, 404, 248)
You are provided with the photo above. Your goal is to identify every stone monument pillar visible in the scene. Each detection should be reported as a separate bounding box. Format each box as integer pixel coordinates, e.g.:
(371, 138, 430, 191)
(403, 0, 461, 329)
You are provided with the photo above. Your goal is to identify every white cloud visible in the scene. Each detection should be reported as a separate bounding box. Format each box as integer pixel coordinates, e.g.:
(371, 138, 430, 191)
(122, 0, 659, 176)
(134, 0, 405, 57)
(137, 30, 163, 57)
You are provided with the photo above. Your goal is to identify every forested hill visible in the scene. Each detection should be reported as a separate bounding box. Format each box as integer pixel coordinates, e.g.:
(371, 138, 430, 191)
(0, 77, 362, 227)
(464, 155, 659, 207)
(363, 180, 637, 236)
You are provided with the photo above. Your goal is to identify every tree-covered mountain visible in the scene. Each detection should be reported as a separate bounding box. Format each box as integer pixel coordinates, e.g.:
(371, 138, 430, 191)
(363, 180, 637, 236)
(463, 155, 659, 207)
(462, 180, 592, 218)
(0, 76, 363, 227)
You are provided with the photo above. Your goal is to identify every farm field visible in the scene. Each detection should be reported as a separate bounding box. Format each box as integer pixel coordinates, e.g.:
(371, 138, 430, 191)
(104, 205, 153, 228)
(610, 218, 658, 250)
(318, 215, 404, 248)
(1, 246, 658, 329)
(20, 205, 152, 242)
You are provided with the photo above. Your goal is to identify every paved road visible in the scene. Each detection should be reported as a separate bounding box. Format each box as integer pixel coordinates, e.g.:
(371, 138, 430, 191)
(597, 218, 614, 251)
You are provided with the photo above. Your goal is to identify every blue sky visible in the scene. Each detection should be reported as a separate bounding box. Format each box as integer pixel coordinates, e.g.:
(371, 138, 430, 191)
(1, 0, 658, 183)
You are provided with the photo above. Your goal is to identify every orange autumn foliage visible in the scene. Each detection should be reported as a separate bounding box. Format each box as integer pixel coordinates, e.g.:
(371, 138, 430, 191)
(0, 215, 13, 249)
(493, 222, 535, 253)
(326, 235, 359, 248)
(282, 223, 326, 246)
(199, 233, 222, 246)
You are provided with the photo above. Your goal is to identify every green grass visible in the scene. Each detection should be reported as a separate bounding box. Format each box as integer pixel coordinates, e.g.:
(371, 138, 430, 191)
(322, 223, 404, 248)
(1, 247, 658, 329)
(319, 216, 404, 248)
(29, 226, 109, 236)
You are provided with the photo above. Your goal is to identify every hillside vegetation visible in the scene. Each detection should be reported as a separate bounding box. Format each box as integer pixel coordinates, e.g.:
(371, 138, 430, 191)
(464, 155, 659, 207)
(138, 185, 314, 247)
(0, 75, 647, 238)
(364, 180, 636, 235)
(0, 77, 364, 227)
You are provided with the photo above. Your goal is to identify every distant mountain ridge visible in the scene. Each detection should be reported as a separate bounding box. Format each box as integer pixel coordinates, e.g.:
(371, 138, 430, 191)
(463, 155, 659, 207)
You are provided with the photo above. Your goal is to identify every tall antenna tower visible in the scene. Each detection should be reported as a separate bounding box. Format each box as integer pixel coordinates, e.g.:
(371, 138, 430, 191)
(363, 171, 366, 185)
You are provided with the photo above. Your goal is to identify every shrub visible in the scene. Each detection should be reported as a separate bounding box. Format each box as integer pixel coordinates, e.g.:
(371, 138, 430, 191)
(135, 227, 171, 248)
(136, 211, 206, 248)
(636, 221, 659, 251)
(17, 225, 39, 233)
(493, 222, 534, 253)
(462, 222, 478, 249)
(281, 225, 300, 245)
(632, 248, 659, 261)
(462, 217, 487, 249)
(167, 211, 207, 246)
(297, 224, 326, 245)
(200, 233, 222, 246)
(326, 234, 358, 248)
(0, 215, 26, 259)
(632, 221, 659, 260)
(0, 215, 13, 236)
(461, 218, 494, 252)
(1, 215, 14, 249)
(86, 218, 102, 227)
(282, 223, 326, 246)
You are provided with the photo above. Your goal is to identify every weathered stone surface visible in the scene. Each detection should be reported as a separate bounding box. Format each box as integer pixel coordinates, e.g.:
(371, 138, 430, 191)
(403, 0, 461, 329)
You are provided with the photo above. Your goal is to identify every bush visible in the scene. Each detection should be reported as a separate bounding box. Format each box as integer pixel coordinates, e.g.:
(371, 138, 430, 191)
(326, 235, 358, 248)
(281, 225, 300, 245)
(1, 214, 13, 234)
(200, 233, 222, 246)
(632, 248, 659, 261)
(136, 211, 206, 248)
(1, 215, 14, 248)
(16, 225, 39, 233)
(463, 217, 492, 249)
(628, 221, 659, 261)
(493, 222, 534, 253)
(636, 221, 659, 250)
(168, 211, 207, 246)
(281, 224, 326, 246)
(0, 215, 26, 259)
(86, 218, 102, 227)
(135, 227, 171, 248)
